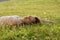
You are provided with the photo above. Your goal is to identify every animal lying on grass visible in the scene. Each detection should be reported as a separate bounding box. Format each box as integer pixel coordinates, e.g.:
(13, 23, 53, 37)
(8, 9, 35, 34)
(0, 16, 54, 26)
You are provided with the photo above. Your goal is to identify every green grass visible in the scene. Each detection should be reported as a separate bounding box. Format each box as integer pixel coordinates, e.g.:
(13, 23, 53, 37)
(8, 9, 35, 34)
(0, 0, 60, 40)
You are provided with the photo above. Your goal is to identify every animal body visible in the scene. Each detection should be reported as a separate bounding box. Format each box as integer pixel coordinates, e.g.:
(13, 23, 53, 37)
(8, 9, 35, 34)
(0, 16, 23, 26)
(0, 15, 54, 26)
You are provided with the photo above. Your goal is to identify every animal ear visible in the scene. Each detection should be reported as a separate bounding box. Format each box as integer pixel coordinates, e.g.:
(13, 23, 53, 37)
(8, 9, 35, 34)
(35, 17, 41, 23)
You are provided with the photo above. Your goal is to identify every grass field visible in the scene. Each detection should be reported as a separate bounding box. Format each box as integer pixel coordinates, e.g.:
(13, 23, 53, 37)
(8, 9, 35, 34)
(0, 0, 60, 40)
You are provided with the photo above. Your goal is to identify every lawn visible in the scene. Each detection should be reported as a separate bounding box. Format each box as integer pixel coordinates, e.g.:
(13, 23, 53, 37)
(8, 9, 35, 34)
(0, 0, 60, 40)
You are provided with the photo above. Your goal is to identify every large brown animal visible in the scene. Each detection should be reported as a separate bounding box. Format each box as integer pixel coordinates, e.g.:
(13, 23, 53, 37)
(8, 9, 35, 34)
(0, 16, 54, 26)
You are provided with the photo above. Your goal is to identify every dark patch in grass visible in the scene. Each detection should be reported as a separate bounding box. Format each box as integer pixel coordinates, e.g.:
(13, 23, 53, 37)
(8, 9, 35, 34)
(0, 0, 9, 2)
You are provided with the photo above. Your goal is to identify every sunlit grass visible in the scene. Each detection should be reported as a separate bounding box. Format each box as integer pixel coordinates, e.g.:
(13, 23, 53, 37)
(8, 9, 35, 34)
(0, 0, 60, 40)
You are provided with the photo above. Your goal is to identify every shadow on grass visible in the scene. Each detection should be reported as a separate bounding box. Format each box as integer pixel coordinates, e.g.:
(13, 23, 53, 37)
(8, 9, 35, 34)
(0, 0, 9, 2)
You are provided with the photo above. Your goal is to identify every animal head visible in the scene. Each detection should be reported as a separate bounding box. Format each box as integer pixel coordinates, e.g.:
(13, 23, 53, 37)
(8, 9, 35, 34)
(22, 16, 41, 24)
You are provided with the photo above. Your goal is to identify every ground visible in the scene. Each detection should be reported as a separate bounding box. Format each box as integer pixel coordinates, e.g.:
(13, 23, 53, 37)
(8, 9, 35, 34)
(0, 0, 60, 40)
